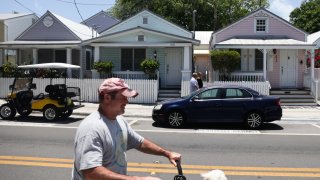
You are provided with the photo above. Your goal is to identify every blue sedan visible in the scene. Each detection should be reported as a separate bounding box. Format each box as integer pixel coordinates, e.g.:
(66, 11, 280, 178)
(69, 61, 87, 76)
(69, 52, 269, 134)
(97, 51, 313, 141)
(152, 85, 282, 129)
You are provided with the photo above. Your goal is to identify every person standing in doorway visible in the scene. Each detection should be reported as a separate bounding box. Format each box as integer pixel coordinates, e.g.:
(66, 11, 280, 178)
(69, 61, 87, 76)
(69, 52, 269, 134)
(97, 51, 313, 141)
(197, 72, 203, 88)
(190, 72, 199, 93)
(72, 77, 181, 180)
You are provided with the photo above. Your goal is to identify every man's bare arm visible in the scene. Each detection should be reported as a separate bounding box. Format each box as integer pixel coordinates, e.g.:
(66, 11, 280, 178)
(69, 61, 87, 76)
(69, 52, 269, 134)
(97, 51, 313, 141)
(137, 138, 181, 166)
(83, 166, 161, 180)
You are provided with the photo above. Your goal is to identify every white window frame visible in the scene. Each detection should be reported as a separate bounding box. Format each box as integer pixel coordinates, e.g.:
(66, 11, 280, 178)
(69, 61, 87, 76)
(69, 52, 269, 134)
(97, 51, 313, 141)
(254, 18, 268, 33)
(143, 17, 148, 24)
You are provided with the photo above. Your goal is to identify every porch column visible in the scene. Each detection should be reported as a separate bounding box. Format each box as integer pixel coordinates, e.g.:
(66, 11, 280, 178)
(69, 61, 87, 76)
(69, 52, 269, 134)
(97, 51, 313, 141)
(263, 48, 267, 81)
(0, 48, 3, 66)
(32, 49, 38, 64)
(311, 49, 315, 81)
(92, 46, 100, 78)
(67, 48, 72, 78)
(181, 46, 191, 81)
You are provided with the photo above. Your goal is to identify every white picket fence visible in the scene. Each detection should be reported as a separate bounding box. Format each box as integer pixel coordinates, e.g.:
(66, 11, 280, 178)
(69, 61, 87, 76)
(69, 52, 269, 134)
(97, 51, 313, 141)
(0, 78, 159, 104)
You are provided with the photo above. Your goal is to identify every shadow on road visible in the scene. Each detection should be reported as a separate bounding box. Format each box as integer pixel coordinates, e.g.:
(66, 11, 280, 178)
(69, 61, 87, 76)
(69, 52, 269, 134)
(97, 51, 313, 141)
(152, 122, 283, 131)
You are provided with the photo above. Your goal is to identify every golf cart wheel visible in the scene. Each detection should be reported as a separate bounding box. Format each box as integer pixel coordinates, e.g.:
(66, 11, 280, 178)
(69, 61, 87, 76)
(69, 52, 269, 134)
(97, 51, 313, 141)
(43, 105, 58, 121)
(167, 110, 185, 128)
(61, 109, 73, 118)
(0, 103, 16, 120)
(18, 109, 32, 117)
(245, 112, 263, 129)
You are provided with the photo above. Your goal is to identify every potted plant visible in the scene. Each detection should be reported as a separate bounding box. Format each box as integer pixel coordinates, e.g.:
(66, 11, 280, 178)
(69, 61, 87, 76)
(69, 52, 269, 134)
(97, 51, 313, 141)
(93, 61, 114, 78)
(140, 58, 159, 78)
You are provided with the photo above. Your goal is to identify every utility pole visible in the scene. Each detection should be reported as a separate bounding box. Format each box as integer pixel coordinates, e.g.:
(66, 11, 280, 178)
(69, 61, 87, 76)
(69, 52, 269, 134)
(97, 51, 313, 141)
(192, 10, 197, 73)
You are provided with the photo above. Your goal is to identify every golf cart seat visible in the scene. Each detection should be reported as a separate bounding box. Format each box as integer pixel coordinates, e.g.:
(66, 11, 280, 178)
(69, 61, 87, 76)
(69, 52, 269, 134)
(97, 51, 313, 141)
(16, 90, 33, 106)
(45, 84, 67, 99)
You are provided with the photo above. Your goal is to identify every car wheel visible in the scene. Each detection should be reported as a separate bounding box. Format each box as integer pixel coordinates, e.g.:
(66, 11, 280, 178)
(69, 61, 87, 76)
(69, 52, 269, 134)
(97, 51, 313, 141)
(0, 103, 16, 120)
(61, 109, 73, 118)
(245, 112, 263, 129)
(43, 105, 58, 121)
(18, 109, 32, 117)
(167, 110, 185, 128)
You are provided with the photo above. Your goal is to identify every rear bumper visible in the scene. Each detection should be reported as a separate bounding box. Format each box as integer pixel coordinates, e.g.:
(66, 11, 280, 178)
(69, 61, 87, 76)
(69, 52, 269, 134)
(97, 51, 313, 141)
(264, 106, 282, 122)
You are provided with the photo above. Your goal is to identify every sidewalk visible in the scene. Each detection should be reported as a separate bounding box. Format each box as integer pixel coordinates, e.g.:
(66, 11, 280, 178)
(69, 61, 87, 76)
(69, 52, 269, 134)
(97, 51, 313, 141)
(1, 99, 320, 120)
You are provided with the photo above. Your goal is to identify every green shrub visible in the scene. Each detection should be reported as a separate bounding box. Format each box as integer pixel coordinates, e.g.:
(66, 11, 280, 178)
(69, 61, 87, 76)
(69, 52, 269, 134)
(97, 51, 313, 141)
(210, 50, 240, 79)
(140, 58, 159, 75)
(93, 61, 114, 74)
(1, 62, 17, 77)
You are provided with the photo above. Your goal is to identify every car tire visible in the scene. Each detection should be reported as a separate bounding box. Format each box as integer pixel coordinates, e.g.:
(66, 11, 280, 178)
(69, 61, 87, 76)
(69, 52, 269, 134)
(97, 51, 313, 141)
(167, 110, 185, 128)
(245, 112, 263, 129)
(43, 105, 58, 121)
(61, 109, 73, 118)
(0, 103, 16, 120)
(18, 109, 32, 117)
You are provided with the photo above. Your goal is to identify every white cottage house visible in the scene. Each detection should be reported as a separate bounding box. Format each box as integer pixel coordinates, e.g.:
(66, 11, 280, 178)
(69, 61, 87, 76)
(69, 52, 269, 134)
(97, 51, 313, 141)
(83, 9, 200, 89)
(0, 13, 38, 66)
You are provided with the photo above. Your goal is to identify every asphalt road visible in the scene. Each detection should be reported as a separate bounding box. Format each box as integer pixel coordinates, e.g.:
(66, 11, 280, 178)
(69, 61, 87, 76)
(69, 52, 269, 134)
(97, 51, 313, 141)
(0, 114, 320, 180)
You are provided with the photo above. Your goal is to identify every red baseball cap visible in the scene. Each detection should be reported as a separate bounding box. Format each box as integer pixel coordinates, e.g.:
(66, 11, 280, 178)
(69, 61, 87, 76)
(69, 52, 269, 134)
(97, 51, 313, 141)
(98, 78, 138, 98)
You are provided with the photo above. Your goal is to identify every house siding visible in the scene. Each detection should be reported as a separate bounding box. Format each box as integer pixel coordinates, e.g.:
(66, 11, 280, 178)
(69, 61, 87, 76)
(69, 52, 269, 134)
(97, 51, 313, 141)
(0, 23, 4, 42)
(100, 48, 121, 70)
(17, 16, 79, 41)
(216, 12, 305, 43)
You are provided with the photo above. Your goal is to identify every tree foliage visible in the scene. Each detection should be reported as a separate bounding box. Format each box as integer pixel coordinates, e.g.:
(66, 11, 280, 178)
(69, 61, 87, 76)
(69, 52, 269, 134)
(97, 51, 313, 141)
(289, 0, 320, 33)
(108, 0, 269, 31)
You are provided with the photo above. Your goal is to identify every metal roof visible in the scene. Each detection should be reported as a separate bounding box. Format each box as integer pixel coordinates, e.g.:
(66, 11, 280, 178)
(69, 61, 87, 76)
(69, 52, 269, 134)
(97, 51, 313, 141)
(215, 38, 316, 49)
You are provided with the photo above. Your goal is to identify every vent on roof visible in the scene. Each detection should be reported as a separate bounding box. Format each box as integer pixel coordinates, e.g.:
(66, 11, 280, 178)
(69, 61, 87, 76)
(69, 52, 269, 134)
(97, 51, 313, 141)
(143, 17, 148, 24)
(138, 35, 144, 41)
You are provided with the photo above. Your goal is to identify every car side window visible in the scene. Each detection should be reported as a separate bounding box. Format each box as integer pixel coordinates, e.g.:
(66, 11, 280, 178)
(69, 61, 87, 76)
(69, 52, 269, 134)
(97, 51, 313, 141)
(225, 88, 246, 98)
(241, 89, 253, 98)
(197, 89, 220, 99)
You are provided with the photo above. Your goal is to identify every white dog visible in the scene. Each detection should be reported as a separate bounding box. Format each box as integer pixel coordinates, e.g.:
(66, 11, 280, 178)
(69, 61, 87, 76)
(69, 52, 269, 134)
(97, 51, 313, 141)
(201, 170, 227, 180)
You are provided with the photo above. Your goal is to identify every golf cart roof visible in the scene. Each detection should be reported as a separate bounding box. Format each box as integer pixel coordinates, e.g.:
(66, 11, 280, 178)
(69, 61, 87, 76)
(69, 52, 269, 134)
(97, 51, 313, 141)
(18, 63, 80, 69)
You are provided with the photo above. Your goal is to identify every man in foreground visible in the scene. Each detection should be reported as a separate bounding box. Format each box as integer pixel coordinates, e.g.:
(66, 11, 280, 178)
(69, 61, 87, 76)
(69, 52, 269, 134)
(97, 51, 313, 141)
(72, 78, 181, 180)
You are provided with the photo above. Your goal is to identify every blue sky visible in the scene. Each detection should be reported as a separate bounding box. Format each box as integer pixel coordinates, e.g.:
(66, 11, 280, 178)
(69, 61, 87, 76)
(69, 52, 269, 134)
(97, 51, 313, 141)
(1, 0, 304, 23)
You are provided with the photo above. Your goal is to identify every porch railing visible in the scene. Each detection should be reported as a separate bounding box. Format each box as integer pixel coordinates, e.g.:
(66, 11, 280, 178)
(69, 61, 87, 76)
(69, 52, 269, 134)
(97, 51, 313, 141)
(94, 70, 159, 80)
(214, 72, 264, 81)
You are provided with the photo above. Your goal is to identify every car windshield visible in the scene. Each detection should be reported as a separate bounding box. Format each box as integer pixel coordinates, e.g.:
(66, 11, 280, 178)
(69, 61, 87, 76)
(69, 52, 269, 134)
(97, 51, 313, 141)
(12, 78, 33, 91)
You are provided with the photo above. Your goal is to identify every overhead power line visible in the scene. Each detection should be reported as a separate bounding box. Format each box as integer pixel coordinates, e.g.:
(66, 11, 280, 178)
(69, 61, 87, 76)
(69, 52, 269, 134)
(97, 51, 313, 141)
(73, 0, 85, 22)
(56, 0, 114, 6)
(14, 0, 37, 15)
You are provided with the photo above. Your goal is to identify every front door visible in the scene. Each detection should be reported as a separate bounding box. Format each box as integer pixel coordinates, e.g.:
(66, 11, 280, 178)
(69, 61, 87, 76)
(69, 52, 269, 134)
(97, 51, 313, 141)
(280, 50, 297, 87)
(165, 48, 182, 87)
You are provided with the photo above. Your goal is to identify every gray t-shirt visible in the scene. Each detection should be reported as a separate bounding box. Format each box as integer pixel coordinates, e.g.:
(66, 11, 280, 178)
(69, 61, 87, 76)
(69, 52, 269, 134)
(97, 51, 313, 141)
(72, 111, 144, 180)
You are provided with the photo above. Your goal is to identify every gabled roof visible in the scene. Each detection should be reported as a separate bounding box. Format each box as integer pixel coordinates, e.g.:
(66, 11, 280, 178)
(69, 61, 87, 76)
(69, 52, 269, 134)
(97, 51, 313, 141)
(16, 11, 98, 41)
(101, 9, 192, 38)
(0, 13, 36, 20)
(52, 12, 98, 40)
(195, 31, 213, 45)
(308, 31, 320, 44)
(82, 11, 119, 33)
(212, 8, 308, 37)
